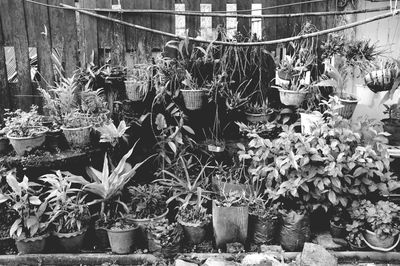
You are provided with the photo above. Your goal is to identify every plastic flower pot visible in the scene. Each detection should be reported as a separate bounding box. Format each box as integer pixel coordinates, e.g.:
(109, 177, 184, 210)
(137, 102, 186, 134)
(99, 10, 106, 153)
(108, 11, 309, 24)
(177, 218, 209, 245)
(125, 209, 169, 250)
(363, 229, 396, 249)
(53, 229, 87, 253)
(336, 93, 359, 119)
(212, 200, 248, 249)
(279, 211, 311, 252)
(94, 227, 110, 250)
(329, 220, 347, 239)
(7, 128, 47, 156)
(61, 125, 92, 148)
(107, 224, 139, 254)
(124, 80, 147, 101)
(15, 234, 49, 254)
(248, 214, 278, 245)
(181, 89, 206, 110)
(277, 88, 308, 107)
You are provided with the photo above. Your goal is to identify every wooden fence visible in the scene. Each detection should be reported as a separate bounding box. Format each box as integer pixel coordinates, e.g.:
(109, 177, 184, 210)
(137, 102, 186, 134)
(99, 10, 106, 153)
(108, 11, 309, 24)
(0, 0, 338, 112)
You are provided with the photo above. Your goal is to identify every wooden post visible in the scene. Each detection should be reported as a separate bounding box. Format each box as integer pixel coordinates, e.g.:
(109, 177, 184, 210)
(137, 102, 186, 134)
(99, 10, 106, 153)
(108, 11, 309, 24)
(0, 9, 9, 117)
(212, 0, 226, 31)
(185, 0, 201, 38)
(262, 0, 277, 50)
(150, 0, 175, 50)
(8, 0, 33, 111)
(79, 0, 98, 68)
(237, 0, 252, 37)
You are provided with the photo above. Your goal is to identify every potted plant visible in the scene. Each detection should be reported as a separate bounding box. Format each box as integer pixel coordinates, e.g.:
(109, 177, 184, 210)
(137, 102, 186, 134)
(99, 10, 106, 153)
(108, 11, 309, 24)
(273, 81, 309, 107)
(244, 103, 273, 124)
(364, 62, 399, 93)
(4, 106, 48, 156)
(180, 71, 208, 111)
(176, 200, 211, 245)
(248, 197, 279, 245)
(67, 142, 153, 253)
(125, 184, 168, 249)
(124, 64, 151, 102)
(348, 200, 400, 251)
(316, 62, 359, 119)
(106, 218, 139, 254)
(40, 171, 90, 253)
(330, 207, 350, 239)
(382, 104, 400, 146)
(212, 190, 249, 249)
(0, 172, 49, 254)
(146, 218, 184, 258)
(321, 33, 345, 64)
(346, 224, 368, 251)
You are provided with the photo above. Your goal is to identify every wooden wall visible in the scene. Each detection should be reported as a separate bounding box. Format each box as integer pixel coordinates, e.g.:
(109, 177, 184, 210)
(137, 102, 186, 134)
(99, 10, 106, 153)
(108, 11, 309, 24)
(0, 0, 354, 112)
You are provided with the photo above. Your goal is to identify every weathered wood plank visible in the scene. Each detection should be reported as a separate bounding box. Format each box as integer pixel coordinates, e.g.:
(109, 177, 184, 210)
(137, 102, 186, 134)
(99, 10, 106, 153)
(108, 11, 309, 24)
(110, 12, 126, 66)
(0, 0, 13, 46)
(185, 0, 201, 37)
(61, 0, 79, 77)
(29, 0, 54, 93)
(79, 0, 98, 67)
(97, 0, 113, 51)
(8, 0, 33, 110)
(23, 0, 36, 47)
(0, 11, 9, 115)
(262, 0, 277, 50)
(212, 0, 226, 31)
(237, 0, 252, 37)
(150, 0, 175, 50)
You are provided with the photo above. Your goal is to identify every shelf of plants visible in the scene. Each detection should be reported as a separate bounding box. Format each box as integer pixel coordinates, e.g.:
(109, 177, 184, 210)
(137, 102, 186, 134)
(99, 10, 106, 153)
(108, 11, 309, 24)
(0, 23, 400, 265)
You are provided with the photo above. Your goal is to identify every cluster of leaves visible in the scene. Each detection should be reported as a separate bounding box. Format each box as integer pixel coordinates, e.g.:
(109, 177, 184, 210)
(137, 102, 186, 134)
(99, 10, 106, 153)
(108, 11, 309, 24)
(177, 203, 210, 225)
(0, 172, 48, 239)
(249, 197, 279, 220)
(147, 218, 184, 248)
(321, 33, 346, 60)
(214, 191, 248, 207)
(4, 105, 45, 137)
(347, 200, 400, 240)
(384, 104, 400, 122)
(127, 184, 167, 219)
(343, 39, 382, 74)
(96, 120, 129, 147)
(238, 113, 398, 211)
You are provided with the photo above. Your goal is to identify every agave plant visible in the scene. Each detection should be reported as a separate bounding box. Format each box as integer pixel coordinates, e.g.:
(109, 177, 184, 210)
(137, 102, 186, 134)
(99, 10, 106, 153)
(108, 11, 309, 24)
(68, 141, 154, 222)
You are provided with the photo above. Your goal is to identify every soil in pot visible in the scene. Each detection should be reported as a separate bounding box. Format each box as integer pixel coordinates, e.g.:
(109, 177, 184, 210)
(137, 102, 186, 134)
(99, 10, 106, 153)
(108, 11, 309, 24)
(248, 214, 278, 245)
(279, 210, 311, 252)
(53, 229, 87, 253)
(178, 219, 209, 245)
(212, 200, 248, 249)
(15, 234, 49, 254)
(107, 223, 139, 254)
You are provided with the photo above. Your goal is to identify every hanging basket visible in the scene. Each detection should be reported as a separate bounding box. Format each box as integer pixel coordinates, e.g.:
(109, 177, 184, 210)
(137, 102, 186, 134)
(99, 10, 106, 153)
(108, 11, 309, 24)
(364, 69, 397, 93)
(277, 87, 308, 107)
(124, 80, 147, 101)
(181, 89, 206, 110)
(336, 93, 359, 119)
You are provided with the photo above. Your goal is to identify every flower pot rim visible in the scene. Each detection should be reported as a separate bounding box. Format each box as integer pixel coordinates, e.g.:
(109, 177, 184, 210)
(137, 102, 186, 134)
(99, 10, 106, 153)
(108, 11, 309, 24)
(329, 219, 346, 229)
(277, 87, 308, 94)
(336, 93, 360, 103)
(106, 224, 139, 233)
(177, 217, 210, 228)
(53, 228, 87, 238)
(125, 208, 168, 223)
(61, 125, 92, 131)
(15, 233, 50, 243)
(6, 128, 48, 140)
(180, 89, 207, 92)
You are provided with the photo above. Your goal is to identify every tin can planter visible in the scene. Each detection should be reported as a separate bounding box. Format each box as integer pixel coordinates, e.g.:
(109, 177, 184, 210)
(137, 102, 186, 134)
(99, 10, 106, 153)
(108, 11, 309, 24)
(15, 234, 49, 254)
(329, 220, 346, 239)
(248, 214, 278, 245)
(107, 224, 139, 254)
(181, 89, 206, 110)
(212, 200, 248, 249)
(7, 128, 47, 156)
(363, 230, 397, 250)
(177, 218, 209, 245)
(336, 93, 359, 119)
(125, 80, 147, 101)
(125, 209, 169, 250)
(278, 87, 308, 107)
(61, 125, 92, 148)
(364, 69, 396, 93)
(53, 229, 87, 253)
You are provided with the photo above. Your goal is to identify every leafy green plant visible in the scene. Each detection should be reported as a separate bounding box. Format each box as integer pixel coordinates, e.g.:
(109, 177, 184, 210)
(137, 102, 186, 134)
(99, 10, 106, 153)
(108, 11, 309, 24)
(95, 120, 129, 147)
(62, 111, 92, 129)
(214, 190, 248, 207)
(347, 200, 400, 240)
(0, 172, 48, 239)
(343, 39, 382, 76)
(4, 106, 46, 137)
(40, 171, 89, 233)
(127, 184, 167, 219)
(384, 104, 400, 124)
(321, 33, 345, 60)
(177, 202, 210, 225)
(68, 142, 153, 223)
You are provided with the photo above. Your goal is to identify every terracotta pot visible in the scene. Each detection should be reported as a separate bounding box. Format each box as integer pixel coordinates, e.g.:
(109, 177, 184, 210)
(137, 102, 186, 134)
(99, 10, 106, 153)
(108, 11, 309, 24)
(53, 229, 87, 253)
(363, 229, 396, 249)
(107, 225, 138, 254)
(125, 209, 169, 249)
(7, 128, 47, 156)
(61, 125, 92, 148)
(329, 220, 346, 239)
(336, 93, 359, 119)
(277, 87, 308, 107)
(15, 234, 49, 254)
(212, 200, 248, 249)
(181, 89, 206, 110)
(178, 218, 209, 245)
